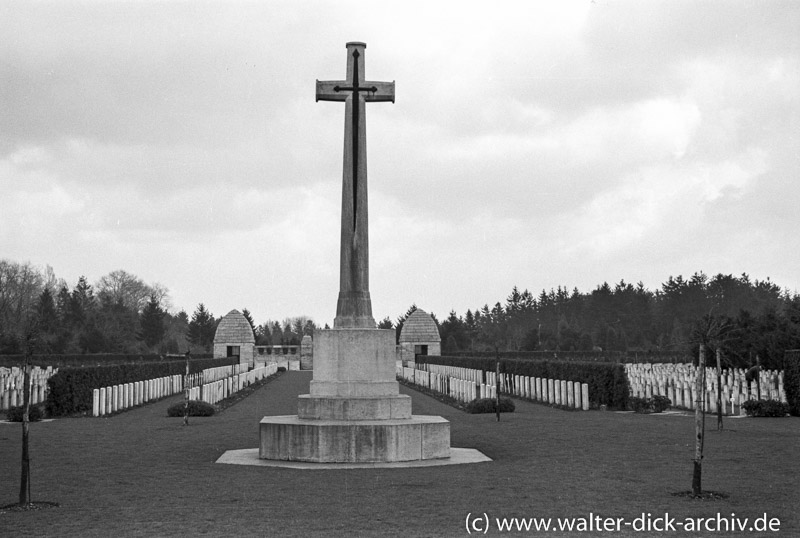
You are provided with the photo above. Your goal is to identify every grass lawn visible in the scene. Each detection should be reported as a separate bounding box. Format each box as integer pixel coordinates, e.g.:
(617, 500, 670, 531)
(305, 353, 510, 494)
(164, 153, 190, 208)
(1, 371, 798, 537)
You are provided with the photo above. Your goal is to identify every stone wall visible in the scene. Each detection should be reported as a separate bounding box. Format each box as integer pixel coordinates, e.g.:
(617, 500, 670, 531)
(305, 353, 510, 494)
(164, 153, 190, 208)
(213, 343, 255, 368)
(398, 341, 441, 365)
(300, 336, 313, 370)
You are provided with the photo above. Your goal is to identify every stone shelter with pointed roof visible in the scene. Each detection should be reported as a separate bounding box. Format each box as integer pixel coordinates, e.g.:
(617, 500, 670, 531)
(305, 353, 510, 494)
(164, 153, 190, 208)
(398, 308, 441, 365)
(213, 309, 256, 367)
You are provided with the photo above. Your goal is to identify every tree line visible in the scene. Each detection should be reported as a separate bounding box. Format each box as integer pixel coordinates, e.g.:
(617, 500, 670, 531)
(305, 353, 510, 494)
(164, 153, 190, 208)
(0, 260, 316, 355)
(3, 260, 798, 369)
(407, 273, 799, 370)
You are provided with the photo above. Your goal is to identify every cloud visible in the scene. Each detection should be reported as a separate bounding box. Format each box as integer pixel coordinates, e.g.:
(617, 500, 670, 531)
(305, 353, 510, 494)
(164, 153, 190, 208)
(562, 148, 769, 257)
(1, 1, 798, 323)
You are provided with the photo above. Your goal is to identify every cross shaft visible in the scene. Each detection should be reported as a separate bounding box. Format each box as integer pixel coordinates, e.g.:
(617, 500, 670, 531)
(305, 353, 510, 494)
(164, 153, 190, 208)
(316, 42, 395, 328)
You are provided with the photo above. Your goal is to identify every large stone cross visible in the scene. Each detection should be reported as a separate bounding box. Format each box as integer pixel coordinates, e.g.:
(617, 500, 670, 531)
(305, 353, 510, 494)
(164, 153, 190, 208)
(316, 42, 395, 329)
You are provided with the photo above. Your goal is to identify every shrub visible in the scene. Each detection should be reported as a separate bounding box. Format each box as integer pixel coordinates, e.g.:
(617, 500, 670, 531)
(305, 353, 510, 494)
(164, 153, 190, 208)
(5, 405, 44, 422)
(784, 350, 800, 417)
(651, 395, 671, 413)
(629, 395, 671, 414)
(465, 397, 515, 414)
(742, 399, 789, 417)
(629, 397, 651, 413)
(167, 400, 215, 417)
(277, 367, 287, 372)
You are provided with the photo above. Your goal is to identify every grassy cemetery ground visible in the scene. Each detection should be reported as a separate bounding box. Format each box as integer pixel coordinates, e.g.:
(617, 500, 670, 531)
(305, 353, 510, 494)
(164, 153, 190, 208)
(1, 372, 798, 537)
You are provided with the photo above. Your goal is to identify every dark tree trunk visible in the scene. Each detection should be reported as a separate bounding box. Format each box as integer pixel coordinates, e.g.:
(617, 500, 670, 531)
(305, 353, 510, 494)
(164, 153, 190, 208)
(19, 354, 32, 505)
(692, 344, 706, 496)
(184, 351, 191, 426)
(495, 359, 500, 422)
(716, 348, 723, 431)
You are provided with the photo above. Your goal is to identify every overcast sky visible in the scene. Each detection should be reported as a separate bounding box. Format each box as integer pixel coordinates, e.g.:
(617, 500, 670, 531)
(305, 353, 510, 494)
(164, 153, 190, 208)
(2, 1, 798, 327)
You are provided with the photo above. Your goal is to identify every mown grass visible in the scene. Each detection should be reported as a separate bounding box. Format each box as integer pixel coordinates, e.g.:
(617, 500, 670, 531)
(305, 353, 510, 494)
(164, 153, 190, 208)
(1, 371, 798, 537)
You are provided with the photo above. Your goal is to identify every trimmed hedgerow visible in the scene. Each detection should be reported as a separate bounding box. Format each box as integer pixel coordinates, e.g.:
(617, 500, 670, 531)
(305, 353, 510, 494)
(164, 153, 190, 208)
(742, 399, 789, 417)
(784, 350, 800, 417)
(465, 397, 515, 414)
(166, 400, 215, 417)
(5, 405, 44, 422)
(416, 355, 630, 410)
(45, 356, 238, 417)
(447, 350, 689, 364)
(0, 353, 213, 369)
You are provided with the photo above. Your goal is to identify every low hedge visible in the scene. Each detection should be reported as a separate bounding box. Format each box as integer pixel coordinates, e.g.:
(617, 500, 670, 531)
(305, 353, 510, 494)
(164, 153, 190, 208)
(0, 353, 213, 369)
(447, 350, 689, 364)
(166, 400, 215, 417)
(629, 395, 671, 414)
(417, 355, 630, 410)
(742, 399, 789, 417)
(45, 357, 238, 416)
(5, 405, 44, 422)
(465, 398, 515, 414)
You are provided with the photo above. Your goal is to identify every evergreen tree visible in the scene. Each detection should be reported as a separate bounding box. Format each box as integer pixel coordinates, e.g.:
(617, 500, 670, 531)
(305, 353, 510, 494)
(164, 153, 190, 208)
(56, 286, 71, 325)
(70, 276, 104, 353)
(241, 308, 257, 340)
(139, 295, 166, 349)
(36, 288, 58, 332)
(35, 288, 60, 352)
(439, 310, 465, 353)
(69, 276, 96, 326)
(394, 304, 417, 344)
(270, 321, 283, 345)
(163, 310, 190, 353)
(97, 295, 141, 352)
(187, 304, 216, 351)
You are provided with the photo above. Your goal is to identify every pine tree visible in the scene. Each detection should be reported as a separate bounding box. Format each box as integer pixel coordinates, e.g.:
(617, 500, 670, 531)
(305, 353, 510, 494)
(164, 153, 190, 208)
(394, 304, 417, 344)
(241, 308, 257, 340)
(69, 276, 96, 326)
(139, 295, 166, 349)
(36, 288, 58, 332)
(187, 304, 216, 351)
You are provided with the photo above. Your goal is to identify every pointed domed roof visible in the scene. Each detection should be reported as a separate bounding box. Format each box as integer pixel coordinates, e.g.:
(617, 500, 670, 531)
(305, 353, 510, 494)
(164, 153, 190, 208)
(399, 308, 440, 343)
(213, 309, 255, 344)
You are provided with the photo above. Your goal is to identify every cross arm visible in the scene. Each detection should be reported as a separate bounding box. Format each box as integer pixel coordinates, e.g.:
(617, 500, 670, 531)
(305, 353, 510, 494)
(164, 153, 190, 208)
(316, 79, 396, 103)
(363, 80, 395, 103)
(316, 80, 349, 102)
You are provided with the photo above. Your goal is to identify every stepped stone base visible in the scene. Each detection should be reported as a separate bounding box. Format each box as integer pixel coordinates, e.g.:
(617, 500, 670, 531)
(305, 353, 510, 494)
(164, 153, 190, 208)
(259, 327, 451, 463)
(297, 394, 412, 420)
(259, 415, 450, 463)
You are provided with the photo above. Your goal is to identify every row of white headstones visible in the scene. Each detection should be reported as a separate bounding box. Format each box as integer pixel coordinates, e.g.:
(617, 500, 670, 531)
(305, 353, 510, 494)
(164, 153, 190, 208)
(1, 366, 58, 410)
(626, 363, 787, 415)
(92, 363, 279, 416)
(398, 364, 591, 410)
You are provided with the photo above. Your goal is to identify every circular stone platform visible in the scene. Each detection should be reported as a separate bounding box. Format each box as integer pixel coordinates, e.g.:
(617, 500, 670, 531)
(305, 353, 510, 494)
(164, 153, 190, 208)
(218, 447, 491, 469)
(259, 415, 451, 463)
